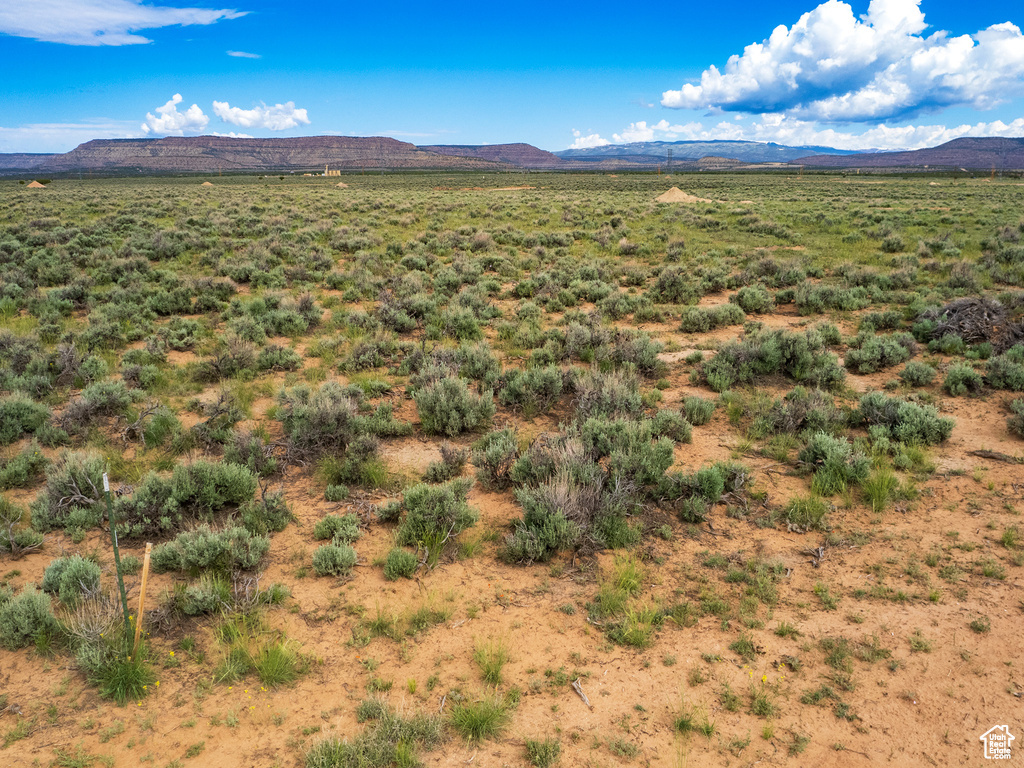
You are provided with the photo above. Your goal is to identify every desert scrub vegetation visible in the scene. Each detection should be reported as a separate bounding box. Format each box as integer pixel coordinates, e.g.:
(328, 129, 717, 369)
(694, 327, 845, 392)
(4, 173, 1024, 765)
(380, 477, 479, 566)
(306, 700, 442, 767)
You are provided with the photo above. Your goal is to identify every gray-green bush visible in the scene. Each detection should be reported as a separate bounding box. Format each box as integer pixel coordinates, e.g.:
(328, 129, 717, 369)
(41, 554, 101, 606)
(0, 584, 57, 649)
(150, 525, 269, 575)
(414, 377, 495, 436)
(312, 543, 358, 577)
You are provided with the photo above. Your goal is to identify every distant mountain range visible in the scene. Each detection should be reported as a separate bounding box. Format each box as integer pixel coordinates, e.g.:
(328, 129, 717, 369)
(554, 140, 866, 164)
(793, 137, 1024, 170)
(1, 135, 1023, 175)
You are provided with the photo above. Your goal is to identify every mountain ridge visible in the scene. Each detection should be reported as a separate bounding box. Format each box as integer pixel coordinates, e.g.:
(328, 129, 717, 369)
(2, 135, 1023, 175)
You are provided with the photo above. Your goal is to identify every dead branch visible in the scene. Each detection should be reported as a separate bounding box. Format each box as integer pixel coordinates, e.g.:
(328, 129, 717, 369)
(967, 449, 1022, 464)
(572, 678, 593, 711)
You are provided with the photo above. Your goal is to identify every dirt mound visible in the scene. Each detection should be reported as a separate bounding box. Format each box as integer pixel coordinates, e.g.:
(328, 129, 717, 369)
(336, 182, 349, 188)
(655, 186, 710, 203)
(26, 180, 45, 188)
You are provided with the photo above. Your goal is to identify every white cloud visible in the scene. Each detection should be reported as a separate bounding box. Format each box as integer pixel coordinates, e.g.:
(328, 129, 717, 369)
(0, 0, 245, 46)
(661, 0, 1024, 122)
(210, 131, 254, 138)
(227, 50, 260, 58)
(570, 130, 610, 149)
(141, 93, 209, 135)
(611, 120, 705, 143)
(603, 113, 1024, 152)
(211, 101, 310, 130)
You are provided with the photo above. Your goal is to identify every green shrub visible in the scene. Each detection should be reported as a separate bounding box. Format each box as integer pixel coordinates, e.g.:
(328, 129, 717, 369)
(752, 386, 845, 436)
(41, 555, 101, 606)
(683, 396, 716, 426)
(30, 451, 106, 535)
(794, 285, 870, 315)
(0, 584, 57, 649)
(305, 703, 442, 768)
(313, 514, 362, 544)
(257, 344, 302, 371)
(0, 395, 49, 444)
(0, 495, 43, 556)
(472, 429, 520, 489)
(581, 417, 674, 485)
(324, 484, 349, 502)
(223, 430, 279, 478)
(383, 548, 419, 580)
(150, 525, 269, 575)
(113, 461, 257, 539)
(697, 328, 845, 392)
(424, 443, 468, 483)
(0, 441, 47, 490)
(679, 304, 745, 333)
(573, 368, 644, 420)
(415, 377, 495, 436)
(171, 573, 232, 615)
(652, 409, 692, 443)
(276, 382, 360, 457)
(525, 737, 561, 768)
(784, 496, 830, 531)
(844, 333, 917, 374)
(395, 479, 478, 566)
(732, 285, 774, 314)
(944, 363, 983, 396)
(312, 543, 358, 577)
(798, 432, 870, 496)
(927, 333, 967, 355)
(1008, 398, 1024, 438)
(239, 490, 292, 536)
(986, 349, 1024, 391)
(858, 392, 954, 445)
(497, 366, 564, 414)
(899, 361, 936, 387)
(658, 462, 746, 523)
(859, 310, 903, 332)
(602, 329, 666, 377)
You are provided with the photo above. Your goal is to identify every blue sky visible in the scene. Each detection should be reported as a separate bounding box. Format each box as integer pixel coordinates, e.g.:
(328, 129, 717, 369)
(1, 0, 1022, 153)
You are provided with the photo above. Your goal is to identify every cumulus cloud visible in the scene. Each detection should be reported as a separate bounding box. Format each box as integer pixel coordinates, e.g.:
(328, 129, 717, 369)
(570, 130, 610, 149)
(611, 120, 704, 143)
(0, 0, 244, 46)
(211, 101, 310, 130)
(210, 131, 254, 138)
(141, 94, 209, 135)
(227, 50, 260, 58)
(603, 113, 1024, 151)
(661, 0, 1024, 121)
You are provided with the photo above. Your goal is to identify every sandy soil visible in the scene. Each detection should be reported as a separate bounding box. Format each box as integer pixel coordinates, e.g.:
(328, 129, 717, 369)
(2, 281, 1022, 768)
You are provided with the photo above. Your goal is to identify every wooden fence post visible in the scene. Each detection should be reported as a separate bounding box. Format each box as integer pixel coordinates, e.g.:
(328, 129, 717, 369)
(133, 543, 152, 656)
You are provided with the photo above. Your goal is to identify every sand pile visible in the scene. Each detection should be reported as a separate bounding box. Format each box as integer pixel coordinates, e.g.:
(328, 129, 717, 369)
(656, 186, 710, 203)
(26, 181, 45, 188)
(336, 182, 349, 188)
(201, 181, 214, 186)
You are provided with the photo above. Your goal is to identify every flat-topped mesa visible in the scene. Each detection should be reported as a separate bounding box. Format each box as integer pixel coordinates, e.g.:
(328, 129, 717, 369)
(35, 135, 512, 173)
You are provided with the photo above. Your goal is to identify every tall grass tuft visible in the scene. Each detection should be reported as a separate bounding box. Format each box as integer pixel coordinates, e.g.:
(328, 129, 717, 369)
(473, 637, 511, 686)
(861, 468, 899, 514)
